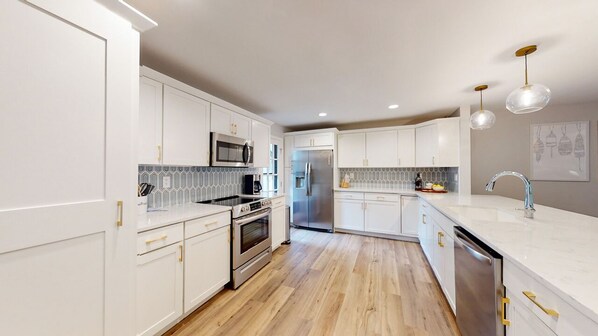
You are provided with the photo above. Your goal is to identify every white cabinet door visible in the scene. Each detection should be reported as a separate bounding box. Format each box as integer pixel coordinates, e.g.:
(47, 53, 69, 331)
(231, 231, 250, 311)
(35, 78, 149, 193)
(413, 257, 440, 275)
(232, 113, 252, 139)
(431, 222, 445, 284)
(139, 77, 163, 165)
(437, 118, 460, 167)
(334, 199, 365, 231)
(418, 205, 433, 262)
(252, 120, 271, 168)
(184, 226, 230, 312)
(366, 130, 398, 167)
(294, 134, 313, 148)
(210, 104, 232, 135)
(271, 205, 286, 250)
(416, 124, 438, 167)
(311, 132, 334, 147)
(163, 85, 210, 166)
(364, 201, 400, 235)
(401, 196, 419, 236)
(136, 244, 183, 336)
(397, 129, 415, 167)
(442, 232, 456, 312)
(507, 295, 557, 336)
(0, 1, 137, 334)
(338, 133, 366, 167)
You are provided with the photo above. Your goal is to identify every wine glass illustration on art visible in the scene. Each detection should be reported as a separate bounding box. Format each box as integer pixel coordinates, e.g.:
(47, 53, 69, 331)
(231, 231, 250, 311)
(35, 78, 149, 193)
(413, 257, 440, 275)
(533, 126, 544, 162)
(558, 124, 572, 156)
(545, 126, 557, 158)
(574, 123, 585, 172)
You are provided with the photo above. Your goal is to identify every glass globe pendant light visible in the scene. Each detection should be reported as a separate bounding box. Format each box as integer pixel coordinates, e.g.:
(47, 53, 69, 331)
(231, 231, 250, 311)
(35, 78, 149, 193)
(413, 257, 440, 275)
(506, 45, 551, 114)
(470, 84, 496, 130)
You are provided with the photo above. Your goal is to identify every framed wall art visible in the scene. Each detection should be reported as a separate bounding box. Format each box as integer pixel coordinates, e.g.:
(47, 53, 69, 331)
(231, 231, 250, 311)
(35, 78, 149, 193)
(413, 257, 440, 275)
(530, 121, 589, 181)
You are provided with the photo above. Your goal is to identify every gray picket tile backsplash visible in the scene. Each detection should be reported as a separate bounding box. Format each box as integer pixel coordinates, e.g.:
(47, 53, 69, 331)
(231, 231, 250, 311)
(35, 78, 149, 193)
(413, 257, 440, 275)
(339, 167, 459, 192)
(138, 165, 260, 209)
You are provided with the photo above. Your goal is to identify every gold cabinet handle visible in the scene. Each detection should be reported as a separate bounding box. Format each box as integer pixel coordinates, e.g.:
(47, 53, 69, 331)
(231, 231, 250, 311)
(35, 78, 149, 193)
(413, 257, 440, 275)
(178, 245, 183, 263)
(204, 221, 219, 228)
(422, 214, 427, 224)
(376, 196, 385, 200)
(145, 234, 167, 244)
(116, 201, 123, 227)
(157, 145, 162, 162)
(501, 297, 511, 326)
(437, 231, 445, 247)
(522, 291, 559, 317)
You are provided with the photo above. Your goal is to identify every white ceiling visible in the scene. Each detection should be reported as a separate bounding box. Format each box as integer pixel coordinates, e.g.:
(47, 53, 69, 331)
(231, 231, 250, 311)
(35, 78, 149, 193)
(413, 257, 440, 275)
(127, 0, 598, 129)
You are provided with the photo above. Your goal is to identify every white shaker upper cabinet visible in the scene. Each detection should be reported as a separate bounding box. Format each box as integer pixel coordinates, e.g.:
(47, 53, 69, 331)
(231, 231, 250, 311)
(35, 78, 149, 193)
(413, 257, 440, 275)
(366, 130, 398, 167)
(416, 119, 459, 167)
(139, 76, 163, 165)
(0, 0, 139, 334)
(162, 85, 211, 166)
(211, 104, 251, 139)
(251, 120, 271, 168)
(397, 128, 416, 167)
(337, 133, 366, 167)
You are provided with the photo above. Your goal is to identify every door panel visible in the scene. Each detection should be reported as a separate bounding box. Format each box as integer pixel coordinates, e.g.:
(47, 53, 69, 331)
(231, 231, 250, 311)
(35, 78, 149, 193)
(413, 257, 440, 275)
(397, 129, 415, 167)
(334, 199, 364, 231)
(292, 151, 309, 227)
(139, 77, 163, 165)
(338, 133, 365, 167)
(401, 196, 419, 236)
(367, 130, 398, 167)
(365, 201, 400, 235)
(0, 1, 137, 334)
(307, 150, 333, 230)
(211, 104, 232, 135)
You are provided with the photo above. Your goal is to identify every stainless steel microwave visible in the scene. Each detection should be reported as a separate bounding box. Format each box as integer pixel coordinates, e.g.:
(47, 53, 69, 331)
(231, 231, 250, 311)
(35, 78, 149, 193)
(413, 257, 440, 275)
(210, 132, 254, 167)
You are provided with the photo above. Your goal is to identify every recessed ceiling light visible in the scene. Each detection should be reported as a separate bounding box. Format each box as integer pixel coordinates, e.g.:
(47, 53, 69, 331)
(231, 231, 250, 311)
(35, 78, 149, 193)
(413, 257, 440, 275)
(388, 104, 399, 109)
(318, 112, 327, 117)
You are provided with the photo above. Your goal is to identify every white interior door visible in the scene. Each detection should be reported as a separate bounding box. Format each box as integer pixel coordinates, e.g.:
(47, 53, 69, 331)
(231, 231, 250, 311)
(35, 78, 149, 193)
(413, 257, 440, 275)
(0, 1, 138, 335)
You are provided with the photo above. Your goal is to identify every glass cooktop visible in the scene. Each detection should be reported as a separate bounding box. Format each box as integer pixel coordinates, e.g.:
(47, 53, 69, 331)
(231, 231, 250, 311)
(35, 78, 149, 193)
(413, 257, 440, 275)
(198, 195, 263, 207)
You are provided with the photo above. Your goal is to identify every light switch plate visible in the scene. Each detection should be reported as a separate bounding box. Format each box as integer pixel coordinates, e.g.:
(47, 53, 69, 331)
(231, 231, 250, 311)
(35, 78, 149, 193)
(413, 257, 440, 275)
(163, 176, 171, 189)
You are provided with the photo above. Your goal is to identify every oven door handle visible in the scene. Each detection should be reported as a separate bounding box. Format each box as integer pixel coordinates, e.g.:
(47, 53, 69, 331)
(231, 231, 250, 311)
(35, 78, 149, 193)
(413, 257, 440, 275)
(235, 209, 271, 226)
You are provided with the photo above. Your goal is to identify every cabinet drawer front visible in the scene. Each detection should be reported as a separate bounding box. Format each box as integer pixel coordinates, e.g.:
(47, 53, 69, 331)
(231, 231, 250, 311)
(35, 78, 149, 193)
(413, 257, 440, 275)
(137, 223, 183, 255)
(271, 196, 286, 208)
(334, 192, 364, 200)
(364, 193, 399, 202)
(504, 260, 598, 335)
(185, 211, 231, 239)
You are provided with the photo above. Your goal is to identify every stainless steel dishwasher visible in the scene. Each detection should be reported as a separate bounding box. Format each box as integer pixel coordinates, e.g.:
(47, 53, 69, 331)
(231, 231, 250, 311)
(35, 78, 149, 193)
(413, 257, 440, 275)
(454, 226, 505, 336)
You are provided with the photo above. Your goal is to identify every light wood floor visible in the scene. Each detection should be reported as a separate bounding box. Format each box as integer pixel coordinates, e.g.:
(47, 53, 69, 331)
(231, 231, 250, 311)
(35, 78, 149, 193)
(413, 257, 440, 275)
(165, 229, 460, 336)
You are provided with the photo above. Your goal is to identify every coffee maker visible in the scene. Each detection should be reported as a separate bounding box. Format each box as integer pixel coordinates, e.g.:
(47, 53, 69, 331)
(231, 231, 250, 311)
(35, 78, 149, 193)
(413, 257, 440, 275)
(243, 174, 263, 195)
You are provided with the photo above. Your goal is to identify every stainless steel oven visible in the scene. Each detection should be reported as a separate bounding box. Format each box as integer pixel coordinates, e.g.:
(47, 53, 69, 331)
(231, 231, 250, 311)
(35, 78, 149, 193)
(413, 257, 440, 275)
(232, 207, 272, 288)
(211, 132, 254, 167)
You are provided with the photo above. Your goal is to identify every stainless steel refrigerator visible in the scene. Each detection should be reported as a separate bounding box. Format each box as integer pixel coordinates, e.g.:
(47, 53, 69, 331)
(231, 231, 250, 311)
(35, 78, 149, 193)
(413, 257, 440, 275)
(292, 150, 334, 231)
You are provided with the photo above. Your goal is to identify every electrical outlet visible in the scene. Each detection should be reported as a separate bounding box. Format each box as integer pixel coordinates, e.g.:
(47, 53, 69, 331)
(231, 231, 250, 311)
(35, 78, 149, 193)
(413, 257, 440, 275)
(349, 173, 354, 179)
(163, 176, 171, 189)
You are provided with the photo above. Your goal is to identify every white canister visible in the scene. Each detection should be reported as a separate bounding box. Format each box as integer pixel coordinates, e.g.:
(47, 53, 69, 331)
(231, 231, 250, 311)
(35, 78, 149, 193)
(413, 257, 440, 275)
(137, 196, 148, 214)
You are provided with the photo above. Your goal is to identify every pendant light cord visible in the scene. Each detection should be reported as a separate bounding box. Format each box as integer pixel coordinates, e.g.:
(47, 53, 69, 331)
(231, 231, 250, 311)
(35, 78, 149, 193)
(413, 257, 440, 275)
(480, 90, 484, 110)
(524, 54, 529, 85)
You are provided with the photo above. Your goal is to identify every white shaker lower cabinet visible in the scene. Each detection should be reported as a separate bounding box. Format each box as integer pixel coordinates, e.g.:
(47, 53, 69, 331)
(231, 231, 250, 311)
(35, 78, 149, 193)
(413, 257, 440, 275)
(400, 195, 419, 236)
(364, 193, 400, 235)
(136, 243, 184, 336)
(184, 225, 230, 313)
(271, 196, 287, 250)
(334, 198, 366, 231)
(418, 201, 455, 313)
(506, 295, 557, 336)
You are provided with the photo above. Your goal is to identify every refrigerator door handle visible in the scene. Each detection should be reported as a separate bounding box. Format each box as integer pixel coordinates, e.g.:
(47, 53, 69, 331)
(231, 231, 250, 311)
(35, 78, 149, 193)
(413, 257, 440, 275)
(305, 162, 311, 196)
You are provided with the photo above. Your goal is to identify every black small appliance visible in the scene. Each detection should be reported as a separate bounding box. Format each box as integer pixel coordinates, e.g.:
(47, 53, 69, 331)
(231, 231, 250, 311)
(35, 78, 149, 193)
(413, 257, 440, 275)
(243, 174, 262, 195)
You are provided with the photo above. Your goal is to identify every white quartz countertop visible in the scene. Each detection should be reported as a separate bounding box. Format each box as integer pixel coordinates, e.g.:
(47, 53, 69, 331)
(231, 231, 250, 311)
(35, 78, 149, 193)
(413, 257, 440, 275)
(138, 203, 231, 233)
(418, 193, 598, 324)
(333, 187, 419, 195)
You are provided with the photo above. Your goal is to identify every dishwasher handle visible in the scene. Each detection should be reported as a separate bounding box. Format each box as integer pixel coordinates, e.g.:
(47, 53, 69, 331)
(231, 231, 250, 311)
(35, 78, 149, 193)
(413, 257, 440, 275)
(455, 230, 493, 265)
